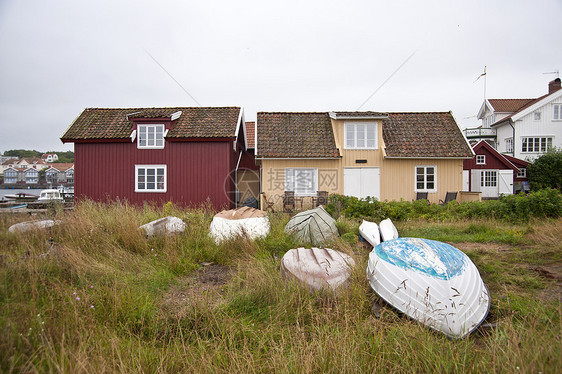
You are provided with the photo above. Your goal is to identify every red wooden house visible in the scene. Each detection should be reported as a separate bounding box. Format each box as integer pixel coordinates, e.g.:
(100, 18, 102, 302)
(463, 140, 529, 198)
(61, 107, 254, 208)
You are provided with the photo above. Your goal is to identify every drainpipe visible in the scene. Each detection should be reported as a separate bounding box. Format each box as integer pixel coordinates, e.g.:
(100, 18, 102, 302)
(235, 151, 243, 208)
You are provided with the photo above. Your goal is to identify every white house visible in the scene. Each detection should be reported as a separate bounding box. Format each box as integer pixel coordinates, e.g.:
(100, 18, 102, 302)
(476, 78, 562, 160)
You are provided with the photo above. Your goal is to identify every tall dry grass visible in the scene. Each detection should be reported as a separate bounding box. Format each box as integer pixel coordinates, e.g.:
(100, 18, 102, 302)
(0, 203, 560, 373)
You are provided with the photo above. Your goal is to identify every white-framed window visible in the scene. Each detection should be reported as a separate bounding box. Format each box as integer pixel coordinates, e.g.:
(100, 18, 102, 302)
(534, 111, 541, 121)
(516, 168, 526, 178)
(285, 168, 318, 196)
(484, 114, 495, 127)
(66, 169, 74, 184)
(415, 165, 436, 192)
(135, 165, 167, 192)
(521, 137, 552, 153)
(137, 124, 165, 149)
(476, 155, 486, 165)
(553, 104, 562, 120)
(344, 122, 378, 149)
(25, 170, 38, 184)
(505, 137, 513, 153)
(481, 171, 497, 187)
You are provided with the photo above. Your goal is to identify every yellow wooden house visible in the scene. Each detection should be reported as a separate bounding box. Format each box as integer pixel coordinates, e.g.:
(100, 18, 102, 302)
(256, 111, 477, 210)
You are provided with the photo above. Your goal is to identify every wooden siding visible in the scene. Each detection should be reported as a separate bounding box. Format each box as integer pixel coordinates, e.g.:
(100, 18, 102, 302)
(381, 159, 464, 204)
(75, 141, 235, 208)
(331, 119, 386, 167)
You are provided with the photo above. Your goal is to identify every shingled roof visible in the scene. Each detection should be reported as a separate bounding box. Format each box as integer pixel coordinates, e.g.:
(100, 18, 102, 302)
(256, 112, 340, 158)
(382, 112, 473, 158)
(245, 121, 255, 148)
(488, 99, 535, 113)
(61, 107, 242, 142)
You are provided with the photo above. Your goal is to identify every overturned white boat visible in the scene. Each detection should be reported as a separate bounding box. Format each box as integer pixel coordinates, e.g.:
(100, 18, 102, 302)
(209, 206, 270, 244)
(8, 219, 62, 233)
(367, 237, 490, 338)
(379, 218, 399, 242)
(281, 247, 355, 292)
(359, 220, 381, 247)
(139, 216, 186, 237)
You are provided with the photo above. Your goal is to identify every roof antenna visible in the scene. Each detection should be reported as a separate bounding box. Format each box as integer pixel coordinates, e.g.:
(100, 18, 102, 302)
(543, 70, 560, 79)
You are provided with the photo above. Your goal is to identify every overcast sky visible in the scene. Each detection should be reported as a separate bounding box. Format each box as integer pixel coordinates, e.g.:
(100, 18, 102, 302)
(0, 0, 561, 153)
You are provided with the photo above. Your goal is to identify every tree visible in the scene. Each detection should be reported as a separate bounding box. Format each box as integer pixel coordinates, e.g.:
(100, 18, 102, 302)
(527, 147, 562, 190)
(3, 149, 41, 158)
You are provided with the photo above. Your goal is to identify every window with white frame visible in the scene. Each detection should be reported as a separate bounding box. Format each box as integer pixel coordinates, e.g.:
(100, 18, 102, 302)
(534, 111, 541, 121)
(516, 168, 526, 178)
(415, 166, 436, 192)
(521, 137, 552, 153)
(344, 122, 377, 149)
(554, 104, 562, 120)
(481, 171, 497, 187)
(476, 155, 486, 165)
(505, 138, 513, 153)
(285, 168, 317, 196)
(135, 165, 167, 192)
(4, 169, 17, 184)
(66, 170, 74, 184)
(137, 124, 165, 149)
(25, 170, 38, 184)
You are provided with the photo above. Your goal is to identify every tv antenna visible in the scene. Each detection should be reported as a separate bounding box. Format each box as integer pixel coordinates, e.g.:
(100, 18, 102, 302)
(543, 70, 559, 78)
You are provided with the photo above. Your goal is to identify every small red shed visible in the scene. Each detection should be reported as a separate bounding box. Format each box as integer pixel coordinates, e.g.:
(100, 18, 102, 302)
(61, 107, 254, 208)
(463, 140, 529, 198)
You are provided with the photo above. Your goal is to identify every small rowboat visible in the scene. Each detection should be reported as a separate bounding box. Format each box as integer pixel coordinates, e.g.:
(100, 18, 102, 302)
(367, 237, 490, 338)
(281, 247, 355, 291)
(209, 206, 270, 243)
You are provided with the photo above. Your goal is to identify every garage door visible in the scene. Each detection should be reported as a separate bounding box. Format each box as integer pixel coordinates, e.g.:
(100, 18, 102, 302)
(344, 168, 380, 200)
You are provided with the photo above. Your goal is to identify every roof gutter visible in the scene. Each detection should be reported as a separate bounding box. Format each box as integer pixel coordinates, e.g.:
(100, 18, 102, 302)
(255, 157, 342, 160)
(383, 156, 473, 160)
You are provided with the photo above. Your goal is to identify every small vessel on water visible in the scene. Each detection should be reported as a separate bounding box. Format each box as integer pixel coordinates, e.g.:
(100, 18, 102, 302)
(4, 192, 39, 201)
(38, 189, 64, 202)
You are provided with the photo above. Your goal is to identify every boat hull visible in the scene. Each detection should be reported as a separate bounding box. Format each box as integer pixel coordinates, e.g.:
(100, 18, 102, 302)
(367, 238, 490, 338)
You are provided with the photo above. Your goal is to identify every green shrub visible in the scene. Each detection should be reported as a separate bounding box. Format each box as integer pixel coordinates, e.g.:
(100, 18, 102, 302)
(326, 189, 561, 222)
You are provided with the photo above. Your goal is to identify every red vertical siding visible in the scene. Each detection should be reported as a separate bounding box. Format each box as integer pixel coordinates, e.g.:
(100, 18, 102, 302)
(75, 140, 235, 208)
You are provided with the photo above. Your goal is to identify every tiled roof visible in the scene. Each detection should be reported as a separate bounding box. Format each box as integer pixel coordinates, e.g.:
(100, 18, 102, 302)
(256, 112, 340, 158)
(491, 92, 552, 126)
(1, 158, 19, 166)
(245, 121, 255, 148)
(382, 112, 473, 158)
(47, 163, 74, 172)
(330, 111, 388, 119)
(488, 99, 535, 113)
(61, 107, 241, 141)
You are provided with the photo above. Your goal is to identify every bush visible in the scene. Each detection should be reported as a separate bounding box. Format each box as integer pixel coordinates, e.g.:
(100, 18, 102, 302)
(326, 189, 561, 222)
(528, 147, 562, 190)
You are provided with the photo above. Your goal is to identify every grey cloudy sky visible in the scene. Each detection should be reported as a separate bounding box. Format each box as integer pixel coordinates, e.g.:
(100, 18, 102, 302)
(0, 0, 561, 153)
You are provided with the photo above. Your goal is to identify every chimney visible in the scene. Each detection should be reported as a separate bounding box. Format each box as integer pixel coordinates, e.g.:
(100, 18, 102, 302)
(549, 78, 561, 94)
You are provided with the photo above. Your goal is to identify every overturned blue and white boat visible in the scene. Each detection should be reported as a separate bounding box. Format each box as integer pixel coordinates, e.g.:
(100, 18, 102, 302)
(367, 237, 490, 338)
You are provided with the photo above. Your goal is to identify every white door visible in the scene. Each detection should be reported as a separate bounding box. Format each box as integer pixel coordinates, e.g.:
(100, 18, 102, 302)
(344, 168, 380, 200)
(471, 170, 481, 193)
(499, 170, 514, 195)
(462, 170, 469, 192)
(480, 170, 498, 198)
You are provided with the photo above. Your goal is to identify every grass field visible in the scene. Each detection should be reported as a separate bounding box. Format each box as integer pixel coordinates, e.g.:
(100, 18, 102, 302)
(0, 201, 560, 373)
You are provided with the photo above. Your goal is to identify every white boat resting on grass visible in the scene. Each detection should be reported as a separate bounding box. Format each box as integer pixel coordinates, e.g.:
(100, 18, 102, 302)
(367, 237, 490, 338)
(281, 247, 355, 292)
(209, 206, 270, 244)
(359, 220, 381, 247)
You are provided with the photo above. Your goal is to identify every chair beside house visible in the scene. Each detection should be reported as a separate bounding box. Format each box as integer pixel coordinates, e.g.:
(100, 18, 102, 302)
(283, 191, 295, 212)
(315, 191, 329, 207)
(439, 192, 458, 205)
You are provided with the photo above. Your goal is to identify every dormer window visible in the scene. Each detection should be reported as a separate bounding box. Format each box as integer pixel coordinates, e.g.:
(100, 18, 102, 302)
(476, 155, 486, 165)
(344, 122, 378, 149)
(138, 124, 165, 149)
